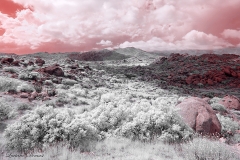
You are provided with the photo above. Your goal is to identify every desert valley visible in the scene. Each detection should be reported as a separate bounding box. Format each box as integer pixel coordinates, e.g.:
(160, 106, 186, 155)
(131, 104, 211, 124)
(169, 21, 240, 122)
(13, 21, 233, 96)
(0, 47, 239, 159)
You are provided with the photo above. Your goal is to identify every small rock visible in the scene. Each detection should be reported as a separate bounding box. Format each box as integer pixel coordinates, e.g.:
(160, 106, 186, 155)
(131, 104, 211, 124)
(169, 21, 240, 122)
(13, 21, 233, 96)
(20, 93, 29, 98)
(12, 60, 20, 66)
(219, 95, 240, 110)
(35, 58, 45, 66)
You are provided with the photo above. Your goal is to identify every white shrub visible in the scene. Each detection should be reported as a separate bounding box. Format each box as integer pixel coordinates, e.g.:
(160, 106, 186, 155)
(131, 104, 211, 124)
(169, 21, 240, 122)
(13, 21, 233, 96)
(0, 103, 11, 121)
(3, 67, 19, 73)
(62, 79, 78, 86)
(16, 83, 35, 93)
(209, 97, 221, 104)
(211, 103, 227, 112)
(100, 92, 116, 103)
(0, 76, 22, 92)
(4, 105, 100, 153)
(182, 137, 240, 160)
(217, 114, 240, 137)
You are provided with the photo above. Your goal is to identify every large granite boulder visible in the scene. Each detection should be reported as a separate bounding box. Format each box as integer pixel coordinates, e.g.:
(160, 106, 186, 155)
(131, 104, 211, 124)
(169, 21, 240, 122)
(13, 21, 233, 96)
(176, 97, 221, 134)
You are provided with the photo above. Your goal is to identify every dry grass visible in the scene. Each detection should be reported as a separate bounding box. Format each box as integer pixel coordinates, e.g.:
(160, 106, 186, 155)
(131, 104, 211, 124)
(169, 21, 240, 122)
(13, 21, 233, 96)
(1, 136, 239, 160)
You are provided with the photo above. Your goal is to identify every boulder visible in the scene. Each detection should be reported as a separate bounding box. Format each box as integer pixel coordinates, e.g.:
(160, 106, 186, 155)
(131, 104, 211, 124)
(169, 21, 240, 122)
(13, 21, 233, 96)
(43, 64, 64, 77)
(176, 97, 221, 134)
(35, 58, 45, 66)
(12, 60, 20, 66)
(1, 58, 14, 64)
(219, 95, 240, 110)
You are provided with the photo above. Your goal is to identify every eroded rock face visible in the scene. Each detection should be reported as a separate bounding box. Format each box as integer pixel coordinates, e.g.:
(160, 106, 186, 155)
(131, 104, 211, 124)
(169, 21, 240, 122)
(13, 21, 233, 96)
(219, 95, 240, 110)
(176, 97, 221, 134)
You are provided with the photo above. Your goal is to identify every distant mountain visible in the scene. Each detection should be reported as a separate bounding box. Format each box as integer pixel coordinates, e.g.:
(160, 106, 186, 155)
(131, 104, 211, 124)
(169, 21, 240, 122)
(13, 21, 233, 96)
(68, 49, 130, 61)
(114, 47, 159, 60)
(151, 47, 240, 57)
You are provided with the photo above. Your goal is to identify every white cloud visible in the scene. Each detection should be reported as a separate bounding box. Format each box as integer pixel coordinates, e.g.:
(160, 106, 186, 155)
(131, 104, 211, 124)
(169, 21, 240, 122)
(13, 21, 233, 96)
(0, 0, 239, 53)
(222, 29, 240, 39)
(118, 30, 232, 51)
(97, 40, 113, 46)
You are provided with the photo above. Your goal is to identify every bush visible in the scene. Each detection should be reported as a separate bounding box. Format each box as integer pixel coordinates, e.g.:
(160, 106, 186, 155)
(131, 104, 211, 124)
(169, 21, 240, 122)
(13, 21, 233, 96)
(0, 76, 22, 92)
(3, 67, 19, 73)
(33, 83, 43, 93)
(17, 103, 31, 111)
(209, 97, 221, 104)
(217, 114, 240, 138)
(181, 137, 240, 160)
(0, 103, 11, 121)
(211, 103, 227, 112)
(83, 96, 193, 143)
(16, 83, 35, 93)
(44, 80, 53, 86)
(18, 72, 41, 81)
(4, 105, 100, 153)
(62, 79, 78, 86)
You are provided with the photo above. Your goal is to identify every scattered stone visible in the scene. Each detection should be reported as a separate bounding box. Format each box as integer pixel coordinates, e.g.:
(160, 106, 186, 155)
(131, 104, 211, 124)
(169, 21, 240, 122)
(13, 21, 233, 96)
(31, 91, 38, 99)
(20, 92, 29, 98)
(28, 61, 34, 66)
(35, 58, 45, 66)
(41, 64, 64, 77)
(1, 57, 14, 64)
(12, 60, 20, 66)
(219, 95, 240, 110)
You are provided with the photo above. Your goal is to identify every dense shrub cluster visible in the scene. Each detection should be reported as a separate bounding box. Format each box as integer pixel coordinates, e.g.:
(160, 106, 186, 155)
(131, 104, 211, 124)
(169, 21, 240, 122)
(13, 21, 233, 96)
(216, 114, 240, 137)
(82, 94, 193, 142)
(4, 92, 194, 153)
(0, 76, 34, 93)
(18, 71, 41, 81)
(4, 106, 100, 153)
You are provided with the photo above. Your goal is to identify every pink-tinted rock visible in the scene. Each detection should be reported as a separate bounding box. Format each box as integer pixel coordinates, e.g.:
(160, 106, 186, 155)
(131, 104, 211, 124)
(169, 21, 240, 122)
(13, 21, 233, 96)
(219, 95, 240, 110)
(31, 91, 38, 99)
(176, 97, 221, 134)
(20, 93, 29, 98)
(35, 58, 45, 66)
(42, 64, 64, 77)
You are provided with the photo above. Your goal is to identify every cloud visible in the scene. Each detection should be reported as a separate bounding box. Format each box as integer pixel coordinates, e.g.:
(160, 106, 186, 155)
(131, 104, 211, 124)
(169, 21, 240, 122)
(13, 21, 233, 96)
(0, 0, 239, 54)
(97, 40, 113, 46)
(119, 30, 232, 51)
(222, 29, 240, 39)
(180, 30, 232, 49)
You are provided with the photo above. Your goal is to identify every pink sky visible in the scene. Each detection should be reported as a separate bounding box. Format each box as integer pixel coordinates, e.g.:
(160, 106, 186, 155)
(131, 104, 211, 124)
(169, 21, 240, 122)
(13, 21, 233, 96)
(0, 0, 240, 54)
